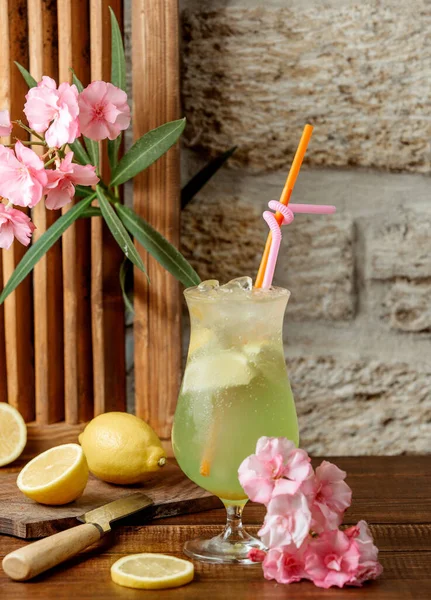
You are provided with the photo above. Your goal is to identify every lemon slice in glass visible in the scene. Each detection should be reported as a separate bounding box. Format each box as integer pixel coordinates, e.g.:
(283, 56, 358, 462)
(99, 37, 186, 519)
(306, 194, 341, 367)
(17, 443, 88, 505)
(111, 553, 194, 590)
(0, 402, 27, 467)
(182, 350, 255, 392)
(188, 327, 214, 355)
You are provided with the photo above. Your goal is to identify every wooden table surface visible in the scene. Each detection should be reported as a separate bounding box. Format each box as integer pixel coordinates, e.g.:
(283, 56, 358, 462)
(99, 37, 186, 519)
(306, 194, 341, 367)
(1, 456, 430, 599)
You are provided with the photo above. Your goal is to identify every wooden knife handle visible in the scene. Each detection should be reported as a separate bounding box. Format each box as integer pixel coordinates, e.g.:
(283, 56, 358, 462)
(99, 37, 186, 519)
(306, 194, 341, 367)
(2, 523, 103, 581)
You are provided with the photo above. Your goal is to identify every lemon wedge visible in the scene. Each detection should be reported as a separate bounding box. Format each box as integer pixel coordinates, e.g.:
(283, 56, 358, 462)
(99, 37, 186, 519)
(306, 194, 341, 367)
(111, 554, 194, 590)
(0, 403, 27, 467)
(182, 350, 255, 392)
(17, 443, 88, 505)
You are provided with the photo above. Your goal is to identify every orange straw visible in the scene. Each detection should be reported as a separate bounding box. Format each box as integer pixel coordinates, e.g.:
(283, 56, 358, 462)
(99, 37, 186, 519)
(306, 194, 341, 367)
(200, 402, 222, 477)
(255, 124, 314, 288)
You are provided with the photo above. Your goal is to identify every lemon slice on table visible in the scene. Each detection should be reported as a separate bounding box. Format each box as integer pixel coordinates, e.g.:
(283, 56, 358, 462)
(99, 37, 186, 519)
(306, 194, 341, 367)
(111, 554, 194, 590)
(0, 403, 27, 467)
(17, 443, 89, 505)
(182, 350, 255, 392)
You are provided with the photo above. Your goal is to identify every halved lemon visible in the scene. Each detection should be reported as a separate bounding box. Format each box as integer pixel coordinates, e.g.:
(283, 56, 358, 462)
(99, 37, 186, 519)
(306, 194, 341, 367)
(0, 403, 27, 467)
(111, 554, 194, 590)
(17, 443, 89, 505)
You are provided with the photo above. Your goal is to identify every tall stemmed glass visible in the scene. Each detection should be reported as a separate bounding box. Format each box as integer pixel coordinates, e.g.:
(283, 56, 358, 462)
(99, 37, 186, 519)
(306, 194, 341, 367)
(172, 279, 298, 564)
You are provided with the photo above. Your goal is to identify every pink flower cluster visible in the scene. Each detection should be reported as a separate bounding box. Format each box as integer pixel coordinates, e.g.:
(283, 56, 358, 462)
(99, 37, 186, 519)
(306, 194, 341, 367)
(44, 152, 99, 210)
(24, 76, 130, 146)
(0, 75, 131, 249)
(238, 437, 383, 589)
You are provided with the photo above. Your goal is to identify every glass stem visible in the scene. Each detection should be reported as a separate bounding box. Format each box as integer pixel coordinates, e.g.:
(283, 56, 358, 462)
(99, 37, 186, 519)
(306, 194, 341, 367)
(222, 503, 249, 542)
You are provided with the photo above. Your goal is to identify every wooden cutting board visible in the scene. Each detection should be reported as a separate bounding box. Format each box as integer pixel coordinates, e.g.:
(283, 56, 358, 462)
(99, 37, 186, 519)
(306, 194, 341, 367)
(0, 461, 221, 539)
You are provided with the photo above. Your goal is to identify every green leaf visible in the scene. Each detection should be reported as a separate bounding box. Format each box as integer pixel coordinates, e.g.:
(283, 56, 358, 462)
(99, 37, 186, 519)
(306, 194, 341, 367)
(14, 62, 37, 88)
(119, 258, 134, 314)
(116, 204, 201, 288)
(84, 137, 99, 169)
(181, 146, 237, 209)
(96, 187, 147, 275)
(0, 196, 94, 305)
(69, 68, 84, 93)
(108, 8, 126, 172)
(110, 119, 186, 187)
(109, 7, 126, 92)
(70, 140, 91, 165)
(108, 135, 122, 172)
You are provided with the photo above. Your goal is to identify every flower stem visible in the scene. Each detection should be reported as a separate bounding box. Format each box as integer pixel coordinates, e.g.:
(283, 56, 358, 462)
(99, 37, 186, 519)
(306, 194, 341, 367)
(44, 156, 56, 168)
(17, 140, 47, 147)
(14, 120, 45, 142)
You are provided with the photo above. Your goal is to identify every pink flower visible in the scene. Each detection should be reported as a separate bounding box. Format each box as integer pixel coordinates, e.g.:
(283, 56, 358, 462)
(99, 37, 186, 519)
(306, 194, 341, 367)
(24, 76, 80, 147)
(0, 203, 35, 249)
(258, 493, 311, 549)
(238, 437, 312, 504)
(0, 141, 47, 207)
(345, 520, 383, 585)
(78, 81, 131, 141)
(44, 151, 99, 209)
(0, 110, 12, 137)
(263, 542, 309, 584)
(303, 461, 352, 533)
(304, 529, 360, 589)
(248, 548, 266, 563)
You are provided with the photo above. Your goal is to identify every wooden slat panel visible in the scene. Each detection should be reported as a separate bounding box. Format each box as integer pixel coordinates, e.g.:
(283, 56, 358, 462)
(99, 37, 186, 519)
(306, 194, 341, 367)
(23, 421, 85, 458)
(27, 0, 64, 424)
(0, 255, 6, 402)
(89, 0, 126, 415)
(0, 243, 6, 402)
(57, 0, 93, 424)
(0, 0, 35, 420)
(132, 0, 181, 437)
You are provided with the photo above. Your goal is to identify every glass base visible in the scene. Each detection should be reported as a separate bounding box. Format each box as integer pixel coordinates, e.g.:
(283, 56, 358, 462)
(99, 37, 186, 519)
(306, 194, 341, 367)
(183, 530, 266, 564)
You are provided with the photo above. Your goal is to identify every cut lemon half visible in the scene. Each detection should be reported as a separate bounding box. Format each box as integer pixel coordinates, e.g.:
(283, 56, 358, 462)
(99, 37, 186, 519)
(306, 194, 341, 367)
(17, 443, 88, 505)
(0, 403, 27, 467)
(182, 350, 255, 392)
(111, 554, 194, 590)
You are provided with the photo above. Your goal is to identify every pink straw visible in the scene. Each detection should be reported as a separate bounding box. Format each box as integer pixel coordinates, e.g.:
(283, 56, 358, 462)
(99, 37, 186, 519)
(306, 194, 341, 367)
(261, 200, 336, 289)
(288, 203, 336, 214)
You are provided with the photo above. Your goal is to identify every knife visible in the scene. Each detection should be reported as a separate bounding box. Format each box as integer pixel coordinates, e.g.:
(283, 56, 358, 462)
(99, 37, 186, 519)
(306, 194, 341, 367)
(2, 493, 153, 581)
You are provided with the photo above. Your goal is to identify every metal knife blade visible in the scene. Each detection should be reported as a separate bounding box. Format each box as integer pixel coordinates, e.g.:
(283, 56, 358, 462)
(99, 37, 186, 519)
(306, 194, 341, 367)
(77, 493, 154, 533)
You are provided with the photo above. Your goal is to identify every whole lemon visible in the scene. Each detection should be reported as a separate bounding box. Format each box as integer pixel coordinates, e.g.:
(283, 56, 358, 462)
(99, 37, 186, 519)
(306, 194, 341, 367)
(79, 412, 166, 484)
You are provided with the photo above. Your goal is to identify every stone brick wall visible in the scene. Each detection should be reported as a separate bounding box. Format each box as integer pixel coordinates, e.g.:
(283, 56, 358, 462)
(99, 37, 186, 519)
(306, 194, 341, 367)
(181, 0, 431, 173)
(179, 0, 431, 455)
